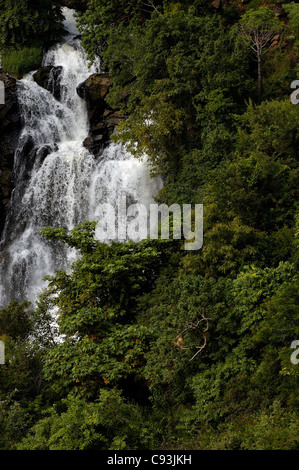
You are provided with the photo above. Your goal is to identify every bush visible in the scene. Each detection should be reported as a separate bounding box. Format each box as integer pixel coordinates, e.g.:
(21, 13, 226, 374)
(1, 46, 43, 78)
(0, 399, 30, 450)
(172, 402, 299, 450)
(18, 390, 152, 450)
(211, 403, 299, 450)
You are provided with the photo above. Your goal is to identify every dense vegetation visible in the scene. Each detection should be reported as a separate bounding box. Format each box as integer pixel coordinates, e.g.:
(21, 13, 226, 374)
(0, 0, 298, 450)
(0, 0, 64, 76)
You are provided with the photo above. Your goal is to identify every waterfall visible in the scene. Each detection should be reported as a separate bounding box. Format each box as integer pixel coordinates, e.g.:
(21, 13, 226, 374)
(0, 8, 162, 306)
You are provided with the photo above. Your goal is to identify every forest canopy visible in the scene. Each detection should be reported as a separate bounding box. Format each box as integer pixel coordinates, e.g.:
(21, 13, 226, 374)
(0, 0, 298, 451)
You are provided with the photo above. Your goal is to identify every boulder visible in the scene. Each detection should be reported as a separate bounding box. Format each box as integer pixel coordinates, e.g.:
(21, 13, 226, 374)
(0, 69, 22, 236)
(77, 73, 112, 126)
(33, 66, 63, 100)
(77, 73, 123, 157)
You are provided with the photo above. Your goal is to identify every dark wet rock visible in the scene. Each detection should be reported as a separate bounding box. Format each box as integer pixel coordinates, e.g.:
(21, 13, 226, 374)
(0, 69, 22, 237)
(33, 66, 63, 100)
(17, 139, 58, 182)
(36, 144, 57, 165)
(77, 73, 123, 157)
(77, 73, 111, 126)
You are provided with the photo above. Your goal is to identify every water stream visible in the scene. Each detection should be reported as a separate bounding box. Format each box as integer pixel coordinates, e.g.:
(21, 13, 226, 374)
(0, 8, 161, 306)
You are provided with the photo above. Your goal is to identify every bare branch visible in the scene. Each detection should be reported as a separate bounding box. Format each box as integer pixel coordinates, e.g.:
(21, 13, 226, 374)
(174, 310, 210, 361)
(142, 1, 162, 15)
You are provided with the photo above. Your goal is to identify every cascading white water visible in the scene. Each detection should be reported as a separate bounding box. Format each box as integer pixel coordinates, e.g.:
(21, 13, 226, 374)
(0, 8, 162, 306)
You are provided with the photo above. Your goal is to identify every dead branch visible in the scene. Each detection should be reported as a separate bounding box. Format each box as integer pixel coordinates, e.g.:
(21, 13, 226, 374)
(174, 310, 210, 361)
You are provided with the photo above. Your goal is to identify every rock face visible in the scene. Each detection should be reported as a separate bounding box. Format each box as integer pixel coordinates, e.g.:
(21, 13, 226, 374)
(33, 66, 63, 101)
(32, 68, 122, 158)
(211, 0, 230, 8)
(0, 70, 22, 238)
(76, 73, 122, 158)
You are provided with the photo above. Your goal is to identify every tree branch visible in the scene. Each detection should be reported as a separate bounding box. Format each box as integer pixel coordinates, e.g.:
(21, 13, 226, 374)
(174, 310, 210, 361)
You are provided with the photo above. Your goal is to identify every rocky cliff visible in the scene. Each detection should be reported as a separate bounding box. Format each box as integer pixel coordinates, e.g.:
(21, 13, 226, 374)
(32, 66, 122, 159)
(0, 64, 122, 237)
(0, 70, 22, 238)
(76, 73, 122, 158)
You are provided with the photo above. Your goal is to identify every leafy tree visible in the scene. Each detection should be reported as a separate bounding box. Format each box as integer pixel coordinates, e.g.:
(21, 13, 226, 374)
(0, 397, 30, 450)
(38, 222, 178, 398)
(77, 0, 163, 63)
(0, 301, 55, 449)
(18, 390, 153, 450)
(0, 0, 63, 49)
(0, 300, 33, 341)
(0, 301, 45, 401)
(1, 0, 298, 451)
(284, 2, 299, 49)
(102, 11, 253, 176)
(182, 98, 299, 277)
(187, 262, 299, 427)
(238, 7, 283, 97)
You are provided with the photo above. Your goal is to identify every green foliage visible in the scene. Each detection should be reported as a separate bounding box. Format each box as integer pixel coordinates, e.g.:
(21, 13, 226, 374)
(77, 0, 154, 63)
(284, 2, 299, 52)
(0, 301, 55, 449)
(0, 300, 33, 340)
(0, 0, 64, 77)
(60, 0, 88, 11)
(237, 6, 284, 97)
(38, 223, 178, 397)
(238, 6, 283, 31)
(190, 263, 298, 421)
(112, 13, 252, 175)
(78, 3, 254, 176)
(1, 0, 298, 451)
(0, 299, 55, 406)
(180, 98, 299, 276)
(17, 390, 152, 450)
(173, 402, 299, 450)
(0, 397, 30, 450)
(220, 402, 299, 450)
(236, 98, 299, 159)
(1, 46, 43, 78)
(0, 0, 63, 50)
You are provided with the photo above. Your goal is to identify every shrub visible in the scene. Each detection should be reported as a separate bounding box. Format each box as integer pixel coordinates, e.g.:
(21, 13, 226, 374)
(1, 46, 43, 78)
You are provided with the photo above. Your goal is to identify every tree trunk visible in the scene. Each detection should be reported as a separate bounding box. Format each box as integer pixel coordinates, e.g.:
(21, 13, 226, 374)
(257, 50, 262, 99)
